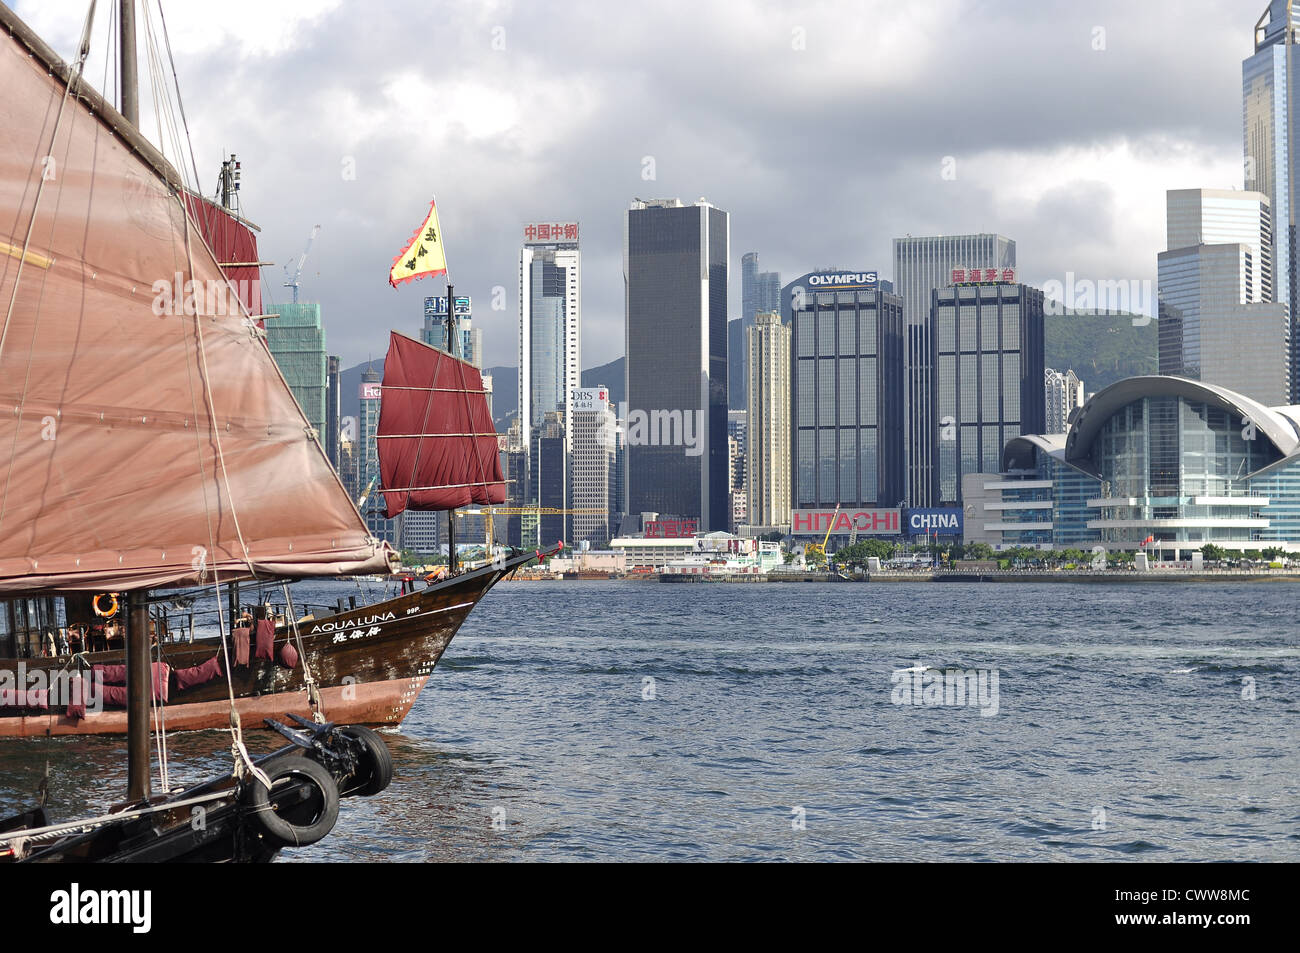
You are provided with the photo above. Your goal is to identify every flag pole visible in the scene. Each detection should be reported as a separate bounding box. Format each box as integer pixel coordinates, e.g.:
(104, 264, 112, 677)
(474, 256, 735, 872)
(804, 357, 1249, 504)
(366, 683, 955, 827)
(443, 198, 458, 573)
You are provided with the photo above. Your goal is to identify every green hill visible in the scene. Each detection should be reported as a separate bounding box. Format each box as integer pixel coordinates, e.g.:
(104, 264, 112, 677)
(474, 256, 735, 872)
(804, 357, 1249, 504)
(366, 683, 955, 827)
(1044, 311, 1157, 394)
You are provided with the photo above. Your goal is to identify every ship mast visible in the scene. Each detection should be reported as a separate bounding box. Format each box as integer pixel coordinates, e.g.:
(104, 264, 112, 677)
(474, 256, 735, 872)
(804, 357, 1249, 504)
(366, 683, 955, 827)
(119, 0, 151, 804)
(445, 282, 458, 574)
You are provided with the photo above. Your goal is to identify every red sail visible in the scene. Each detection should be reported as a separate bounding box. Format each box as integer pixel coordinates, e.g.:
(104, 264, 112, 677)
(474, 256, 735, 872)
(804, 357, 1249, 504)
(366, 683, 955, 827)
(182, 195, 263, 315)
(377, 331, 506, 516)
(0, 8, 394, 593)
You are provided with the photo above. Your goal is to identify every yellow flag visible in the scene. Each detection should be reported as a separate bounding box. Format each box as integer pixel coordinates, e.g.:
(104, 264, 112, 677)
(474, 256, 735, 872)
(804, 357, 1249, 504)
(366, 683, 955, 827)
(389, 199, 448, 287)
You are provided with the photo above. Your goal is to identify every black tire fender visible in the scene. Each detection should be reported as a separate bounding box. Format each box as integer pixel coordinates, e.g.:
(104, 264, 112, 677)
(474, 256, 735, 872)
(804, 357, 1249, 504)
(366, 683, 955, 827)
(244, 754, 339, 848)
(338, 725, 393, 797)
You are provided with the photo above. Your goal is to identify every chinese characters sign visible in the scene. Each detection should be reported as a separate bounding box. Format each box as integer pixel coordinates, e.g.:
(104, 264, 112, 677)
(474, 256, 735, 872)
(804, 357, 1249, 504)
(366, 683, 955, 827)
(571, 387, 609, 412)
(645, 519, 698, 538)
(951, 267, 1015, 285)
(524, 222, 579, 244)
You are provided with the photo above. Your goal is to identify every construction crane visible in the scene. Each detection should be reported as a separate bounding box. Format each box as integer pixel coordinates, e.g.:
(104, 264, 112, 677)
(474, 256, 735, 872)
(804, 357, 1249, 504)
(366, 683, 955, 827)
(283, 224, 321, 304)
(804, 503, 841, 565)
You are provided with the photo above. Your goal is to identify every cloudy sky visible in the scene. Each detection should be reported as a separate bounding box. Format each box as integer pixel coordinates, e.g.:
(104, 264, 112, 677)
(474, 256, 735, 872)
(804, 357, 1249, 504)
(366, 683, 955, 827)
(8, 0, 1254, 370)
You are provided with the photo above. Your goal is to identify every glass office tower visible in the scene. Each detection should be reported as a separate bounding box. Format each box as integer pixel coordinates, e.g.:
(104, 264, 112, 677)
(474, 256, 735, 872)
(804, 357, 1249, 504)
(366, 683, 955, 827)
(893, 234, 1015, 506)
(1244, 0, 1300, 399)
(931, 281, 1045, 506)
(624, 198, 729, 530)
(519, 225, 581, 451)
(786, 270, 904, 510)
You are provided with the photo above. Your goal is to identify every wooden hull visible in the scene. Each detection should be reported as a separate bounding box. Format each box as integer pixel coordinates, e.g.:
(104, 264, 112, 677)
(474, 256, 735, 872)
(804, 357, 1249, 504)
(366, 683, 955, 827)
(0, 556, 527, 738)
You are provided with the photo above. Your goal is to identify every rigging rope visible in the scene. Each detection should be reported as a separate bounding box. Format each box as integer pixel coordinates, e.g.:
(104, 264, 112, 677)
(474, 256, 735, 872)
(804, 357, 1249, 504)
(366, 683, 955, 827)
(282, 583, 326, 723)
(136, 0, 263, 787)
(0, 2, 97, 532)
(150, 611, 171, 792)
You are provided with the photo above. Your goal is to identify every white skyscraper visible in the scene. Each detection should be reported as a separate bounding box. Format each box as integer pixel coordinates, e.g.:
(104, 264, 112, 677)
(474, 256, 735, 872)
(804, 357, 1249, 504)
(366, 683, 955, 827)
(1044, 368, 1085, 435)
(519, 222, 581, 452)
(1158, 189, 1291, 405)
(570, 386, 617, 547)
(1165, 189, 1272, 302)
(746, 311, 791, 529)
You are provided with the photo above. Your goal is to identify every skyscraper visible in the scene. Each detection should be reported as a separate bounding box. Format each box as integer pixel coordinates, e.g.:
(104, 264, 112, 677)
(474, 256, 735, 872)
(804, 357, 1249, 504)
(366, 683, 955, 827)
(422, 295, 482, 367)
(326, 354, 341, 469)
(931, 279, 1045, 506)
(746, 311, 791, 529)
(787, 269, 905, 516)
(357, 366, 398, 546)
(531, 411, 568, 546)
(501, 419, 530, 548)
(1166, 189, 1273, 301)
(1044, 367, 1085, 435)
(413, 294, 487, 550)
(727, 410, 747, 532)
(1158, 190, 1290, 405)
(519, 222, 581, 451)
(265, 301, 327, 442)
(893, 234, 1015, 506)
(742, 254, 781, 321)
(624, 198, 728, 530)
(1244, 0, 1300, 400)
(570, 386, 617, 547)
(730, 252, 781, 410)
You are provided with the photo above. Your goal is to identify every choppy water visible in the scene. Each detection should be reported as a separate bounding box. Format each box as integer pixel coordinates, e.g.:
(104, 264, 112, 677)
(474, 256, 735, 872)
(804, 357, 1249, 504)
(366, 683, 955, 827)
(2, 580, 1297, 861)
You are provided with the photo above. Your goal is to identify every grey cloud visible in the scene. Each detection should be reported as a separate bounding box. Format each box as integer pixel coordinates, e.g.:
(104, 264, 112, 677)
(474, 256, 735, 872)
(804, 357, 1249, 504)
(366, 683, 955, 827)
(7, 0, 1254, 367)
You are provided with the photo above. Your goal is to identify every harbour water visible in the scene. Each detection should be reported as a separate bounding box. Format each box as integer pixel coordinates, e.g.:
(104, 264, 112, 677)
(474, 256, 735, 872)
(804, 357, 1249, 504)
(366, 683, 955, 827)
(1, 580, 1296, 862)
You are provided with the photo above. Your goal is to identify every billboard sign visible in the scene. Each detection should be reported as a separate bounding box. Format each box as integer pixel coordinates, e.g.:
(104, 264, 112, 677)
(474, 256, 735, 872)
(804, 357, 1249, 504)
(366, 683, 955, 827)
(645, 518, 698, 538)
(805, 271, 877, 290)
(791, 508, 900, 536)
(524, 222, 579, 244)
(907, 508, 964, 536)
(950, 267, 1015, 286)
(571, 387, 610, 412)
(425, 295, 471, 316)
(360, 382, 382, 400)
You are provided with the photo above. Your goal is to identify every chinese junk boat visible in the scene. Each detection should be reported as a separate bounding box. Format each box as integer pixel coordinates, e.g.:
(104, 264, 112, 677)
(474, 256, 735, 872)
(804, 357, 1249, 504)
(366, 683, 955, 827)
(0, 2, 544, 861)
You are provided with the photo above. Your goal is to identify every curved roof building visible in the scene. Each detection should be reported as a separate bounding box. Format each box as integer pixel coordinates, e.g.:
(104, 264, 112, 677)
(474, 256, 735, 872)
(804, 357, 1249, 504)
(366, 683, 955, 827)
(982, 376, 1300, 553)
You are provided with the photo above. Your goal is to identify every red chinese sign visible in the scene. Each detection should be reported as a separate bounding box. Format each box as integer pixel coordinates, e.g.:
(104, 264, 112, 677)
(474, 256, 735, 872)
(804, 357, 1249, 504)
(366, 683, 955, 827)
(645, 519, 698, 538)
(951, 267, 1015, 285)
(524, 222, 579, 244)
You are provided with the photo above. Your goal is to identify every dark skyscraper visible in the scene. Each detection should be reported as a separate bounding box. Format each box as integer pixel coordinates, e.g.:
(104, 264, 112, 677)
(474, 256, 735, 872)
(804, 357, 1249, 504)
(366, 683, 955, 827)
(624, 198, 729, 530)
(893, 234, 1016, 507)
(786, 270, 905, 514)
(931, 279, 1046, 506)
(326, 354, 340, 469)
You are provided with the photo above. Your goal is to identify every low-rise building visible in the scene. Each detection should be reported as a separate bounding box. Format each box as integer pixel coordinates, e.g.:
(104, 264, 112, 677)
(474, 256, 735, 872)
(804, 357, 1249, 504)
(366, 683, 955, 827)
(964, 375, 1300, 556)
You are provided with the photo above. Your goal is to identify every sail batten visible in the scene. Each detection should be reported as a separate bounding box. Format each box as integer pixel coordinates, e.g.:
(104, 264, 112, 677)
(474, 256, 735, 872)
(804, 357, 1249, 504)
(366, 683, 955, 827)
(377, 332, 506, 518)
(0, 13, 394, 594)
